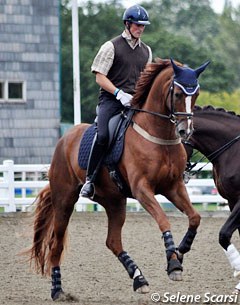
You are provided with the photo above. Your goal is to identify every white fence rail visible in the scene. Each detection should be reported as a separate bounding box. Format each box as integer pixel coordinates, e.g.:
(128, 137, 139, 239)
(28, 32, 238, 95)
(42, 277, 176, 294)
(0, 160, 227, 213)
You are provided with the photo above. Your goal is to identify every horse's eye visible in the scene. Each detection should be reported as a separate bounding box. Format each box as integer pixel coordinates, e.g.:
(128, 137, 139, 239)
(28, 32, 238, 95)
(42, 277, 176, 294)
(175, 92, 183, 99)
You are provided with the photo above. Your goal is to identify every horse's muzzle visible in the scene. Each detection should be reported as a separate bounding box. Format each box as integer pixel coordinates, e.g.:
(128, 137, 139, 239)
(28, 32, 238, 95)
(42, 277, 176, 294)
(176, 120, 193, 141)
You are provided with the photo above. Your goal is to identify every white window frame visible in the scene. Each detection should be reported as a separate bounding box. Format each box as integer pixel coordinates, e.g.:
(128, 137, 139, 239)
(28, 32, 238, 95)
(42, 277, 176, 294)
(0, 81, 6, 100)
(0, 80, 26, 103)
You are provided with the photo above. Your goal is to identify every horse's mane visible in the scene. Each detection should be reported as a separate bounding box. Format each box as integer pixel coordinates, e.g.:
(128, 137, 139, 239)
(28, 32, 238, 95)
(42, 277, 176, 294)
(131, 58, 173, 107)
(194, 105, 240, 118)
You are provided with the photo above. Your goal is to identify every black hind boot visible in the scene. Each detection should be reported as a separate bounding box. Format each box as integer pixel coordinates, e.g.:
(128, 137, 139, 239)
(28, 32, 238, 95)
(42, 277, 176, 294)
(51, 266, 64, 300)
(80, 136, 106, 199)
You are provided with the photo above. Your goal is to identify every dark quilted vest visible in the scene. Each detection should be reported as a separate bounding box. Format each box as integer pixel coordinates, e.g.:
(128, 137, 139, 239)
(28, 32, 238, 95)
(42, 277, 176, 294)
(101, 35, 149, 95)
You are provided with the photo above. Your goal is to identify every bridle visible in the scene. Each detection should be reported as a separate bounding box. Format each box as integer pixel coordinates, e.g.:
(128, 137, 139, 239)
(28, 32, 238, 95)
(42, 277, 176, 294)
(183, 134, 240, 182)
(131, 80, 194, 125)
(128, 80, 195, 146)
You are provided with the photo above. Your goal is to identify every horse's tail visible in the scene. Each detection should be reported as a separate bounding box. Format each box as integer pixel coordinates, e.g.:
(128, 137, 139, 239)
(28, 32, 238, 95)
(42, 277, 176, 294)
(25, 184, 66, 276)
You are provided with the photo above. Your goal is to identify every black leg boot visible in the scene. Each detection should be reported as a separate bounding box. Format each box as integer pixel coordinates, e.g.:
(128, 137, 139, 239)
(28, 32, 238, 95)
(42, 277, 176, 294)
(80, 136, 106, 199)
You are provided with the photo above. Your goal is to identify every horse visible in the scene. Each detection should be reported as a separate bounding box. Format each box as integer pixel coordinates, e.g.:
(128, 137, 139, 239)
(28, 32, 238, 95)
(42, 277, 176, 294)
(25, 58, 209, 301)
(184, 105, 240, 294)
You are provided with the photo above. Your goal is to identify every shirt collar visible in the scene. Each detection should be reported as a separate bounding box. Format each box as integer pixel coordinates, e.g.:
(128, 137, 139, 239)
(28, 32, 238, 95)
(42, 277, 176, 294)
(122, 30, 141, 48)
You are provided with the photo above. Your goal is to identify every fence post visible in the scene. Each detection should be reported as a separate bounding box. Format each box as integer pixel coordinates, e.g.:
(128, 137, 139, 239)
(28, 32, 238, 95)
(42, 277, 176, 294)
(3, 160, 16, 212)
(202, 202, 208, 211)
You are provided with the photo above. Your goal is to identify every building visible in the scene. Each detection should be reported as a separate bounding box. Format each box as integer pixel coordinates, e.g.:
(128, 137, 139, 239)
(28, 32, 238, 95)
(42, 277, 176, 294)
(0, 0, 60, 163)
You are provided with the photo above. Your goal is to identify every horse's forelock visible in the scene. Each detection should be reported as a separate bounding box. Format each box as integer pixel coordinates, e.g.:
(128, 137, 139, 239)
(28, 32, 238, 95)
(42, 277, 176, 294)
(131, 58, 172, 107)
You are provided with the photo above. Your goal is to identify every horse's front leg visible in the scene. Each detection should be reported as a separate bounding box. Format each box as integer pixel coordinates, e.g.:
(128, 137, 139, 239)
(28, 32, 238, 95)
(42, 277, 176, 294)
(166, 182, 201, 264)
(133, 184, 183, 281)
(99, 196, 150, 293)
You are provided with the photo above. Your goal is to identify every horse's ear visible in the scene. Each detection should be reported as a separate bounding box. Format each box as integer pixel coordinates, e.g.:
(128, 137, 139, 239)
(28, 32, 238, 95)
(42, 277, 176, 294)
(195, 61, 210, 77)
(170, 58, 182, 76)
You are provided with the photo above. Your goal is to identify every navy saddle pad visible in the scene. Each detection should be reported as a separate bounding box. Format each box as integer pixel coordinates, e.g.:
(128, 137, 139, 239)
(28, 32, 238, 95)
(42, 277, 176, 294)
(78, 123, 126, 170)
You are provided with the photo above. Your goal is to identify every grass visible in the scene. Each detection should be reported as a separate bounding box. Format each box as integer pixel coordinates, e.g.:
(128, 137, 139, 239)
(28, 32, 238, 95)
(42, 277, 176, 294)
(193, 203, 219, 212)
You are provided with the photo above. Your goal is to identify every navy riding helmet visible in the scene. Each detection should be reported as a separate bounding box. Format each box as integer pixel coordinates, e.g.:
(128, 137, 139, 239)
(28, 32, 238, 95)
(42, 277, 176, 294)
(123, 5, 150, 25)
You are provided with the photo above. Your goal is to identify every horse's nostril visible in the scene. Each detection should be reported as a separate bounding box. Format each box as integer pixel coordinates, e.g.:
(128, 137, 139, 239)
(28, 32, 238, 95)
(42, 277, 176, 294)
(179, 130, 186, 138)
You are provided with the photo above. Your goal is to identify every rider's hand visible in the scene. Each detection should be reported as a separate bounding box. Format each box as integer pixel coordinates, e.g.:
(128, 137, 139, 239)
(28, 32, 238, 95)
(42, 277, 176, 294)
(115, 90, 133, 107)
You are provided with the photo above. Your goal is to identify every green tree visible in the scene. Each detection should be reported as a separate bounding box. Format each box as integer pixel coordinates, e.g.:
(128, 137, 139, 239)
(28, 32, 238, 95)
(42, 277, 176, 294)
(212, 3, 240, 88)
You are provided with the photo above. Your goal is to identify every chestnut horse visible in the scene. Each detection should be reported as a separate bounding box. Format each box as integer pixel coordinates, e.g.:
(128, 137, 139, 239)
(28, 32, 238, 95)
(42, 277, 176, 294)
(184, 105, 240, 294)
(26, 59, 209, 301)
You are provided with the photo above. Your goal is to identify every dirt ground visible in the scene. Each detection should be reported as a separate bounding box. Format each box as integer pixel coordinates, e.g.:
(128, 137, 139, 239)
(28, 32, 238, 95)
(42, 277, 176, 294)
(0, 211, 239, 305)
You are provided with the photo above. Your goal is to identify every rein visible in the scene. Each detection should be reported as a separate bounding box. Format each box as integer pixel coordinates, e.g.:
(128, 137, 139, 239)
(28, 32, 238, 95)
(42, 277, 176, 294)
(131, 107, 173, 120)
(184, 134, 240, 179)
(207, 134, 240, 162)
(131, 107, 193, 123)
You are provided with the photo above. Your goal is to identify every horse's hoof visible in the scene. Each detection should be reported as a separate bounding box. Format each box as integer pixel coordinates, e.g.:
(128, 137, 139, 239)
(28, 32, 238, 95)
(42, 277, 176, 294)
(53, 291, 79, 302)
(167, 258, 183, 281)
(133, 274, 149, 292)
(168, 270, 183, 281)
(52, 289, 66, 301)
(136, 284, 150, 294)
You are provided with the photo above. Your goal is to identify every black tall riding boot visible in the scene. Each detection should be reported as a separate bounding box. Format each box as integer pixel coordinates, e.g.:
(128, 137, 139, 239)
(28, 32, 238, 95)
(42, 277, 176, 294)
(80, 136, 106, 199)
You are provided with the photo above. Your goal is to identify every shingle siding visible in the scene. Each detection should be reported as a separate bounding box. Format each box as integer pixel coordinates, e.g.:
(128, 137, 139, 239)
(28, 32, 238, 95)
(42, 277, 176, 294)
(0, 0, 60, 163)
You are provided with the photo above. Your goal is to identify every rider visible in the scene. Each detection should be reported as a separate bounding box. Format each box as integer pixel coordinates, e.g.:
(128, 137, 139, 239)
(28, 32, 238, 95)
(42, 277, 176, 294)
(80, 5, 152, 199)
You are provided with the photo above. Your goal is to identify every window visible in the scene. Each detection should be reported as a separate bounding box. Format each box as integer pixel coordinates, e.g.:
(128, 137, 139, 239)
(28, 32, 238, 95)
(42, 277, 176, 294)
(9, 82, 23, 99)
(0, 81, 26, 102)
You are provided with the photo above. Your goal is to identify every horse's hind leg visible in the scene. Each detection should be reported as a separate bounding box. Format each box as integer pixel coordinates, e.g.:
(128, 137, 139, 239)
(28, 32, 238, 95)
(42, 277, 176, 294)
(49, 184, 79, 301)
(100, 197, 150, 293)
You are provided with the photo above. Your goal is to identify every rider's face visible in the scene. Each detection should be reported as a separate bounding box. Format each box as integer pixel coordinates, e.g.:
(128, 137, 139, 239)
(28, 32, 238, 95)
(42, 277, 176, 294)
(129, 23, 145, 39)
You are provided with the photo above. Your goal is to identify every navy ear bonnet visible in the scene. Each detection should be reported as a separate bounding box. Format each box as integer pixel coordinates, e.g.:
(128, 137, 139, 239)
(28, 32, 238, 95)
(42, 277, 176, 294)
(171, 59, 210, 95)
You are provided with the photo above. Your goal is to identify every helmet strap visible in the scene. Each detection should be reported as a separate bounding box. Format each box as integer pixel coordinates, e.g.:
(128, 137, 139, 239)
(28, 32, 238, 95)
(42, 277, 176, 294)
(126, 22, 138, 40)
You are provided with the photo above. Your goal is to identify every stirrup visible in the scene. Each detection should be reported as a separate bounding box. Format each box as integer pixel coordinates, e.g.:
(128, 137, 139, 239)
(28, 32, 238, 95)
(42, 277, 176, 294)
(80, 180, 95, 199)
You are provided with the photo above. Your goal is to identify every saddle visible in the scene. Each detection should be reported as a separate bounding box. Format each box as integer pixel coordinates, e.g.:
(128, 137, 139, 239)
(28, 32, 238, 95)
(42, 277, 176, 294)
(78, 108, 134, 197)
